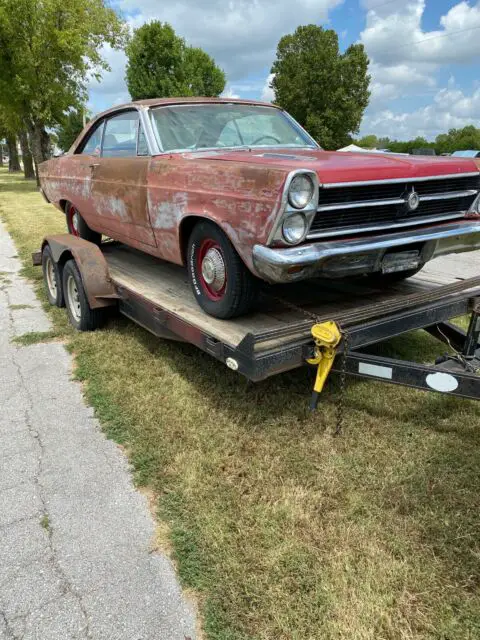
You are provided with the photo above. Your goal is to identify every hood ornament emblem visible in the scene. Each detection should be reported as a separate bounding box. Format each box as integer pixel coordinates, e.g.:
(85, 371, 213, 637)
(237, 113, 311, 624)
(406, 188, 420, 212)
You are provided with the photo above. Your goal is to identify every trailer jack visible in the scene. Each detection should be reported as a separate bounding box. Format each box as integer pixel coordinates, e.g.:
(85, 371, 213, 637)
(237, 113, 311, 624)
(307, 321, 342, 410)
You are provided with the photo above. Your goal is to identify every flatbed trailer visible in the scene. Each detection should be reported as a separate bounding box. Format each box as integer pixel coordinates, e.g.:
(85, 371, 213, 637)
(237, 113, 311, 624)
(34, 235, 480, 406)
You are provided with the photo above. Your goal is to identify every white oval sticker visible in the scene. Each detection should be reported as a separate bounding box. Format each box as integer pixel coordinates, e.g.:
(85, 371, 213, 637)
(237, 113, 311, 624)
(426, 372, 459, 393)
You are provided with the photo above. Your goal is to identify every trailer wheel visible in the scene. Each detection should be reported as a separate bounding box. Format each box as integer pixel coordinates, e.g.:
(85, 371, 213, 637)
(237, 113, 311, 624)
(66, 203, 101, 245)
(187, 221, 258, 318)
(62, 260, 105, 331)
(42, 245, 64, 307)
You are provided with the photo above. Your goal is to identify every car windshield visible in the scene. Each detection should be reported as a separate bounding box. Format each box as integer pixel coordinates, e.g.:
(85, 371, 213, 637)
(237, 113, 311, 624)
(149, 104, 318, 152)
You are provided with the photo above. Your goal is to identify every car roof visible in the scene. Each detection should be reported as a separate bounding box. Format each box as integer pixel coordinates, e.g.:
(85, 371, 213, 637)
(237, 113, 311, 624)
(93, 97, 281, 121)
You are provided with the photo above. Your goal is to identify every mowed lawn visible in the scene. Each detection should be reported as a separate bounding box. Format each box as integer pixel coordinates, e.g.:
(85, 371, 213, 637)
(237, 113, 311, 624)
(2, 166, 480, 640)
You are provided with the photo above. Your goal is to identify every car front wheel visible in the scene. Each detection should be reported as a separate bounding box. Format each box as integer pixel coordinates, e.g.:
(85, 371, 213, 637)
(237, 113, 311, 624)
(66, 203, 102, 245)
(187, 221, 258, 318)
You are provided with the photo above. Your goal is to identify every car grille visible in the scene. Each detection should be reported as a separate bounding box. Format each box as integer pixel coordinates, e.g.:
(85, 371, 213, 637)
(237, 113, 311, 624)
(308, 174, 480, 238)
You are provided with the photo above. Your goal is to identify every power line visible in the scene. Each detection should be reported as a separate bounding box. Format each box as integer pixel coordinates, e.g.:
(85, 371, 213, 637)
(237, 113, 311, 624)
(374, 23, 480, 54)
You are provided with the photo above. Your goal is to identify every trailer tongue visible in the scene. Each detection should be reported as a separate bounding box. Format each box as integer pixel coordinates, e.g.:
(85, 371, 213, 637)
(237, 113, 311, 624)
(34, 235, 480, 410)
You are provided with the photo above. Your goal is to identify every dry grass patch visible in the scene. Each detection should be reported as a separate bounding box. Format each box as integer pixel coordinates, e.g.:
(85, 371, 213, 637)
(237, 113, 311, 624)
(2, 167, 480, 639)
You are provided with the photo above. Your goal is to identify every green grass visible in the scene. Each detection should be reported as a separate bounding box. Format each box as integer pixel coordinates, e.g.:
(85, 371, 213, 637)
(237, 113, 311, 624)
(11, 329, 61, 346)
(9, 303, 34, 310)
(2, 167, 480, 639)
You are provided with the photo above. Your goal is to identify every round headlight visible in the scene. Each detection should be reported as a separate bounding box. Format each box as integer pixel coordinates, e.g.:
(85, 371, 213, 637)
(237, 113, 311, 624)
(288, 174, 314, 209)
(282, 213, 307, 244)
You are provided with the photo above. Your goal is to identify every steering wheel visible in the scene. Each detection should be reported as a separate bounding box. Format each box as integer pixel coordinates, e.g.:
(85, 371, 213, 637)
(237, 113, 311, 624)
(250, 135, 281, 145)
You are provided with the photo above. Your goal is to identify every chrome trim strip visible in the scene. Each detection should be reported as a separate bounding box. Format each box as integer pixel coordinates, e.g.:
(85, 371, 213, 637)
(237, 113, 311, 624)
(322, 172, 479, 189)
(318, 198, 405, 211)
(421, 189, 478, 201)
(307, 212, 466, 240)
(316, 189, 478, 212)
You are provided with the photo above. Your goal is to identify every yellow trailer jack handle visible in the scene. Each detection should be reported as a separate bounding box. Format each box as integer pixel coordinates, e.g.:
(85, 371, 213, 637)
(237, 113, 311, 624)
(307, 321, 342, 411)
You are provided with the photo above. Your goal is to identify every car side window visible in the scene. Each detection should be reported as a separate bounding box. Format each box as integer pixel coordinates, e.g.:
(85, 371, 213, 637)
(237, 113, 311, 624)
(102, 111, 139, 158)
(137, 122, 149, 156)
(79, 122, 104, 156)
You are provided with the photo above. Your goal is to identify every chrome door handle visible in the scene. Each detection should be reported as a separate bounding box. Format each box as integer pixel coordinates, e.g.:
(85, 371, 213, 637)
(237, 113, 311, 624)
(89, 163, 99, 170)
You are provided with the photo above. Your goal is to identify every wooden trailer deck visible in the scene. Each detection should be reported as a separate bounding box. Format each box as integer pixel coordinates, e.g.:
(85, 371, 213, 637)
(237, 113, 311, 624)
(103, 244, 480, 358)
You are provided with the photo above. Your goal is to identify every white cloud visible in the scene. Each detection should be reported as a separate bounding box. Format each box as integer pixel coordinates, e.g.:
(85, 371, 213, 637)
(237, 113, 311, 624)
(361, 0, 480, 67)
(261, 74, 275, 103)
(360, 86, 480, 139)
(116, 0, 343, 80)
(221, 86, 240, 99)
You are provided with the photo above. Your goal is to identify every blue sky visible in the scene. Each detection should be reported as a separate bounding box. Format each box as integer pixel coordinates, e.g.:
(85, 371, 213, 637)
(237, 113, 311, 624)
(88, 1, 480, 141)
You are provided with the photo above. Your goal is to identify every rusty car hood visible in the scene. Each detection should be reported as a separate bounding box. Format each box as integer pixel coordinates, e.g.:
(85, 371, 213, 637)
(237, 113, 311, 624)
(184, 148, 479, 184)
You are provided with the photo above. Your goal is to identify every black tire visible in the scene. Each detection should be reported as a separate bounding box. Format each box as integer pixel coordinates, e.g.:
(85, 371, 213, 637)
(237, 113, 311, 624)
(187, 221, 258, 318)
(41, 244, 64, 307)
(62, 259, 105, 331)
(65, 202, 102, 245)
(367, 265, 423, 285)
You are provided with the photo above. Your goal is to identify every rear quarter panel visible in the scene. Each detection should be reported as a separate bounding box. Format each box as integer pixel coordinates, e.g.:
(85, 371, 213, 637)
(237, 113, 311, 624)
(147, 155, 288, 270)
(38, 155, 94, 220)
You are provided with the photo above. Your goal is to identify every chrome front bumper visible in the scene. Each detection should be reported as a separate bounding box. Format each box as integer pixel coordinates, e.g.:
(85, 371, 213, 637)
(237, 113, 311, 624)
(252, 220, 480, 283)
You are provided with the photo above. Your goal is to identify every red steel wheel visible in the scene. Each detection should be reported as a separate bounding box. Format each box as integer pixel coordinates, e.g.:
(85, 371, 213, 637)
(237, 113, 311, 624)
(66, 204, 81, 237)
(187, 221, 258, 319)
(196, 238, 227, 301)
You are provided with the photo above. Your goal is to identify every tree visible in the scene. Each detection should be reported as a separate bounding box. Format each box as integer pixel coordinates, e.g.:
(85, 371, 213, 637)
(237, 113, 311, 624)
(126, 21, 225, 100)
(357, 134, 378, 149)
(435, 126, 480, 155)
(57, 109, 90, 152)
(0, 0, 126, 171)
(18, 130, 35, 179)
(7, 135, 21, 172)
(271, 25, 370, 149)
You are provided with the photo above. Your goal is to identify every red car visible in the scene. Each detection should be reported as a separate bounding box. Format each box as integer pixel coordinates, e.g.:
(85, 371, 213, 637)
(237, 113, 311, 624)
(39, 97, 480, 318)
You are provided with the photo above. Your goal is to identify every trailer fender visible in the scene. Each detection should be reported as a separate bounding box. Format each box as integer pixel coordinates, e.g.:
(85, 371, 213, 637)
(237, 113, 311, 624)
(38, 235, 118, 309)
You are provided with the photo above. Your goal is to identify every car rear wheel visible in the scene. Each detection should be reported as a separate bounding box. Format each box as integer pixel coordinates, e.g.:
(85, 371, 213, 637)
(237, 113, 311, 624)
(187, 221, 258, 318)
(66, 203, 102, 245)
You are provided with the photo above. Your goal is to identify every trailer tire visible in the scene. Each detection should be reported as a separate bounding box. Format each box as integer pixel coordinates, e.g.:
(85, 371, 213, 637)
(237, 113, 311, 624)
(62, 260, 105, 331)
(187, 221, 258, 318)
(42, 244, 64, 307)
(66, 203, 101, 245)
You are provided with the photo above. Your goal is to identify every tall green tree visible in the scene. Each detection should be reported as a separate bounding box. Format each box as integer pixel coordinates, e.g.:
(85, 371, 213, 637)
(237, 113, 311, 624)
(435, 126, 480, 155)
(126, 21, 226, 100)
(57, 109, 90, 152)
(0, 0, 126, 170)
(271, 25, 370, 149)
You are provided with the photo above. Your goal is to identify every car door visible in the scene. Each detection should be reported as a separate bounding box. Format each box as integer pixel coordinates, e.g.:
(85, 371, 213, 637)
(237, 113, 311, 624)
(90, 110, 157, 247)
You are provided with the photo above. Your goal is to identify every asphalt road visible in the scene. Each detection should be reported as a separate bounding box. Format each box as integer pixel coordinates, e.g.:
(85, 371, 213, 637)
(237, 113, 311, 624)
(0, 221, 196, 639)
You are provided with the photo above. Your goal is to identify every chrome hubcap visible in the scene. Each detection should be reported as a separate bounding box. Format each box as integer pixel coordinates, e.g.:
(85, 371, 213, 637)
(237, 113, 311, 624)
(201, 248, 226, 292)
(45, 257, 57, 298)
(67, 275, 81, 322)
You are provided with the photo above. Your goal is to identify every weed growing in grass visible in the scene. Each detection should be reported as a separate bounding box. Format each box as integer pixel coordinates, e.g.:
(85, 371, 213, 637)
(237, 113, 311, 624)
(12, 330, 61, 346)
(2, 168, 480, 639)
(9, 303, 34, 310)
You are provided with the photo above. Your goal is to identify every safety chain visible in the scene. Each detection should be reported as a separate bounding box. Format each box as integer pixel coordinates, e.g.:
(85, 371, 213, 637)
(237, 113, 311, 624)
(266, 290, 350, 433)
(334, 326, 349, 436)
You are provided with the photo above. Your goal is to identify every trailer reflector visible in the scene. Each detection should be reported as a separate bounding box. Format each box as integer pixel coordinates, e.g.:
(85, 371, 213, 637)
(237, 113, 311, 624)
(358, 362, 393, 379)
(425, 372, 459, 392)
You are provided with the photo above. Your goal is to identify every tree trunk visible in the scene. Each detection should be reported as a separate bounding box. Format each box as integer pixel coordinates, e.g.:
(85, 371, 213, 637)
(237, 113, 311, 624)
(0, 145, 3, 167)
(28, 121, 51, 185)
(7, 136, 21, 172)
(18, 130, 35, 179)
